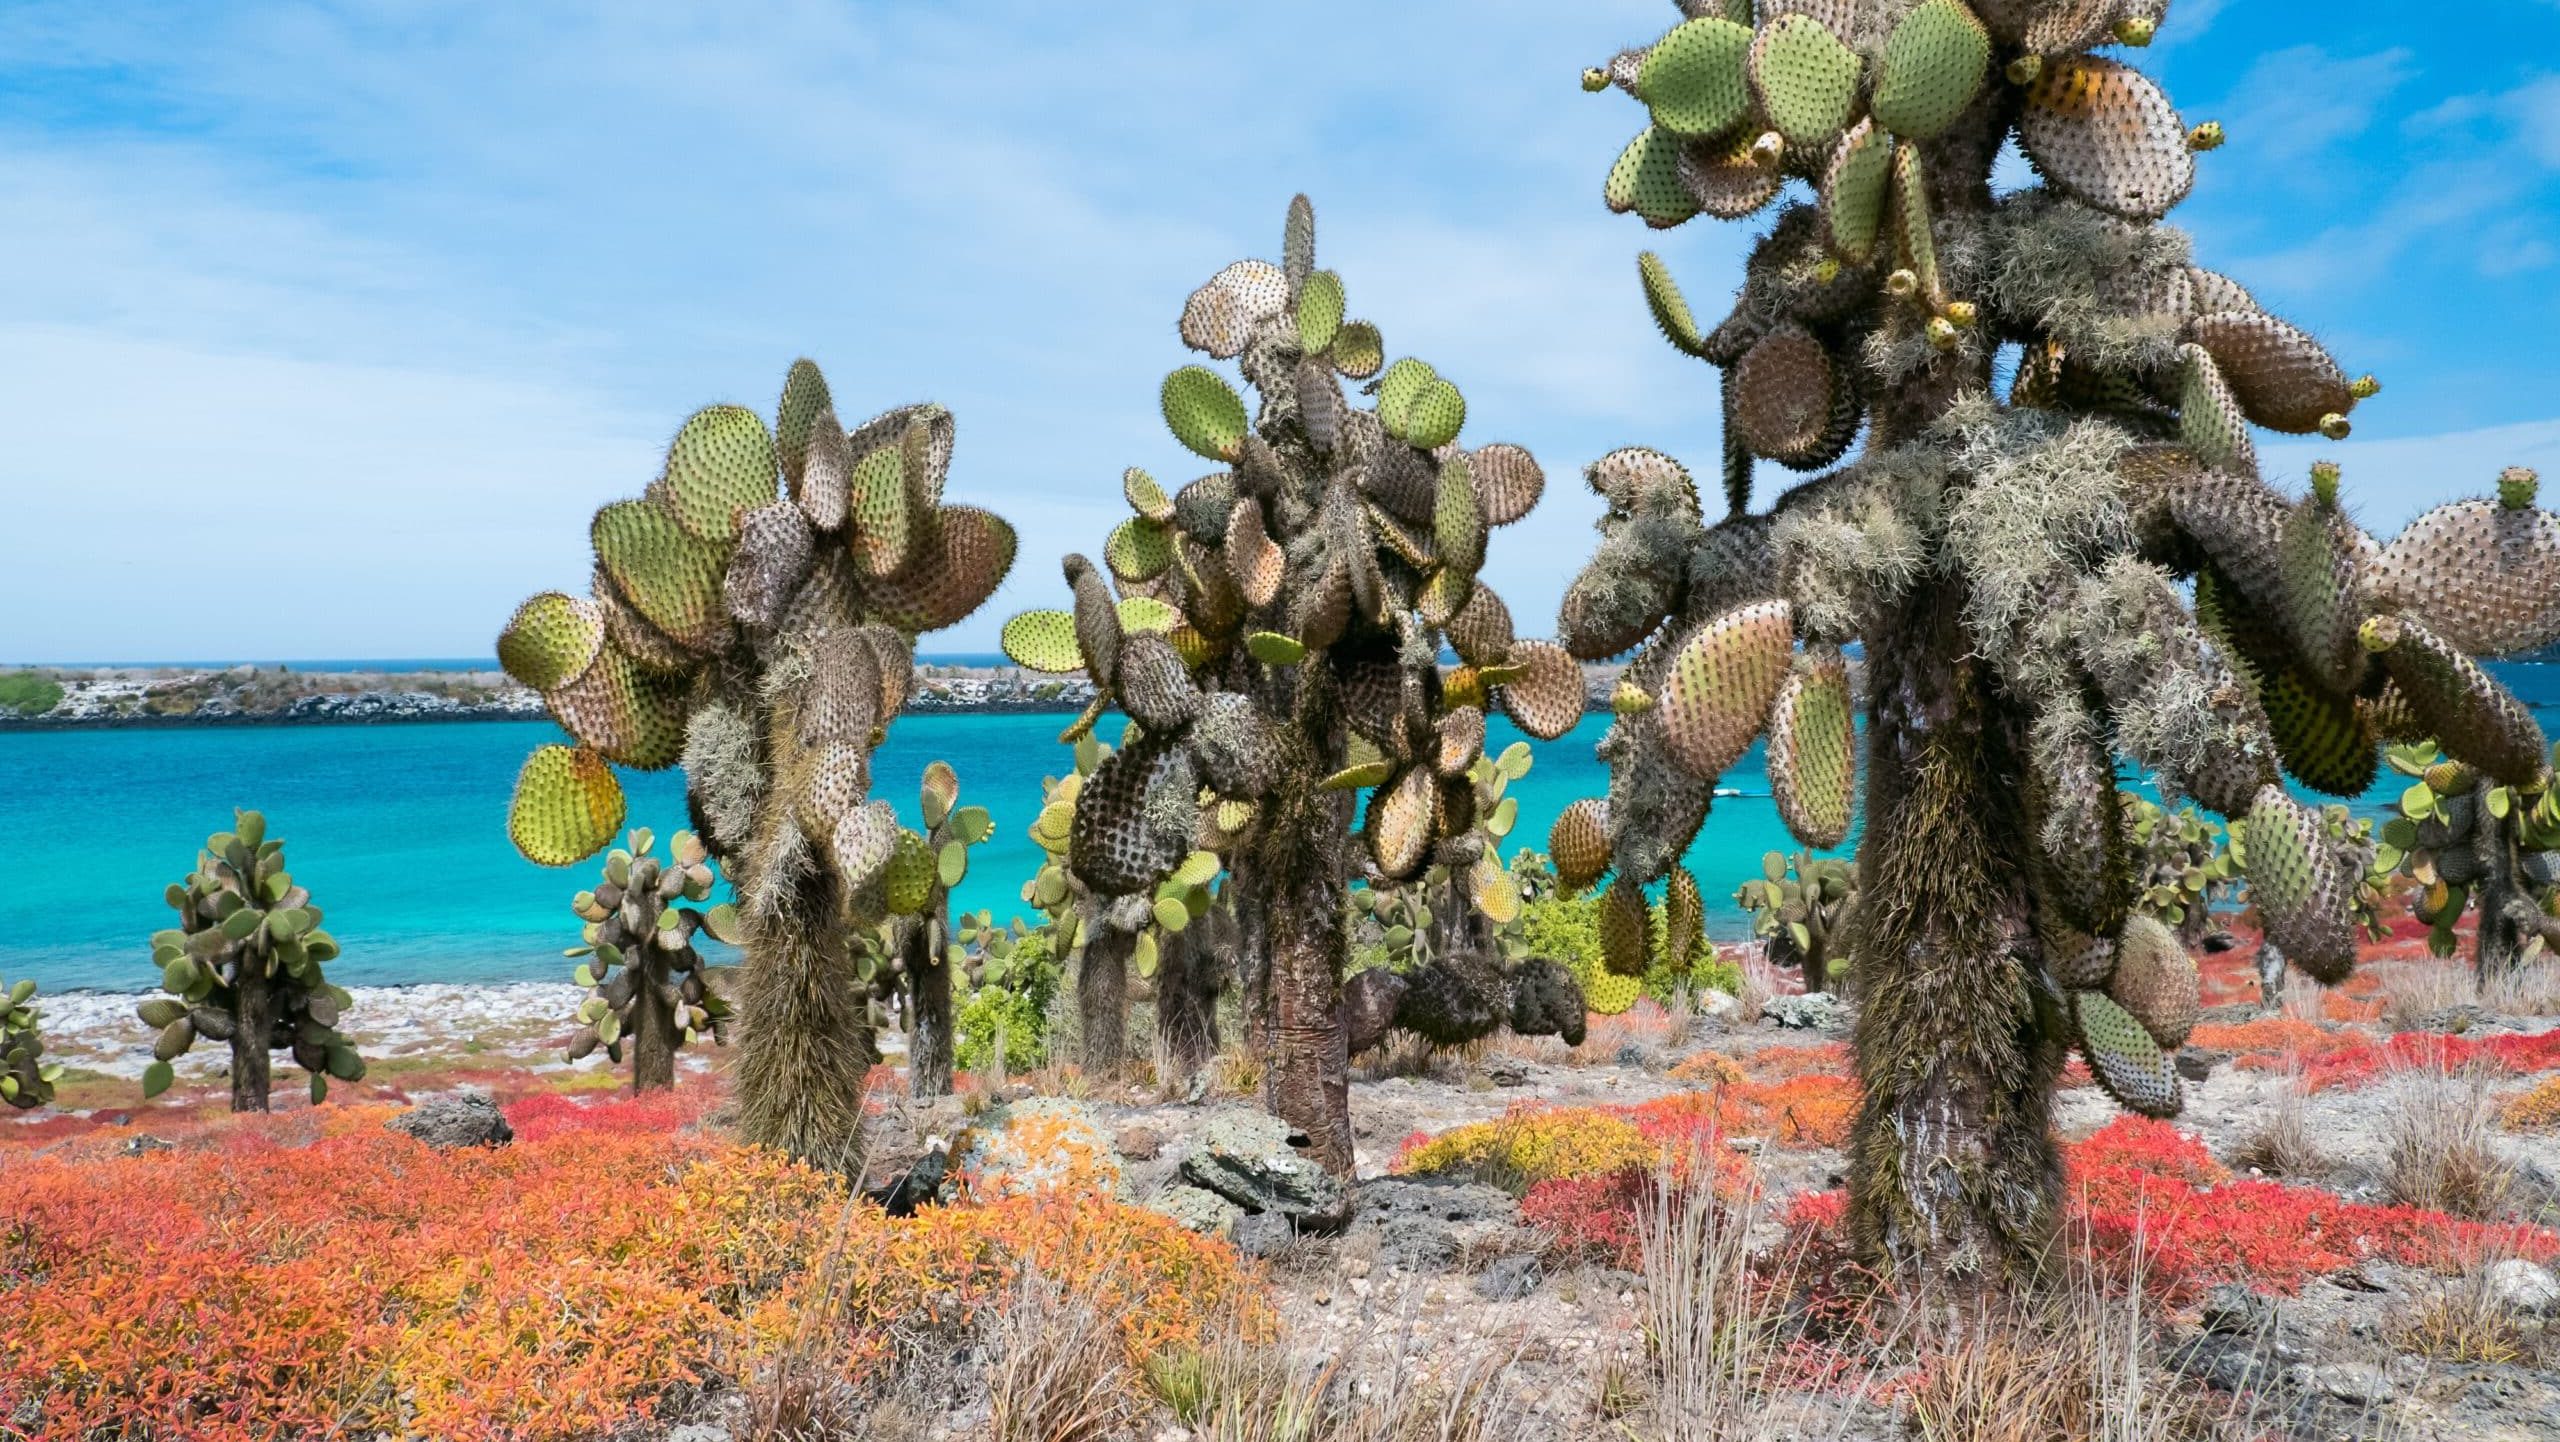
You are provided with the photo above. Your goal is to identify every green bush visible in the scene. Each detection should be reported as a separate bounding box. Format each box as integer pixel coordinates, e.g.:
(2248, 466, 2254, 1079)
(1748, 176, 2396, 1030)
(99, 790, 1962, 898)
(956, 928, 1058, 1074)
(1517, 882, 1739, 1008)
(0, 672, 63, 718)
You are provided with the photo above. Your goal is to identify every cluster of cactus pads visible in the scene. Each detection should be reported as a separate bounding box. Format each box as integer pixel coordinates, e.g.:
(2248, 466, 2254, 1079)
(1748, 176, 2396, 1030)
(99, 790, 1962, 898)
(1001, 196, 1580, 1169)
(2382, 738, 2560, 973)
(1, 976, 58, 1110)
(562, 828, 736, 1093)
(139, 809, 360, 1110)
(1735, 849, 1857, 988)
(864, 761, 996, 1098)
(1570, 0, 2560, 1280)
(498, 358, 1012, 1173)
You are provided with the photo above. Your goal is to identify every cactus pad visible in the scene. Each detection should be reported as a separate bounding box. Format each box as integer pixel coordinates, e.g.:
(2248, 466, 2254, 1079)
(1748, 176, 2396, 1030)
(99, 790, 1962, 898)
(2045, 929, 2116, 990)
(830, 801, 901, 893)
(1584, 966, 1644, 1016)
(1446, 582, 1516, 667)
(724, 501, 817, 631)
(548, 643, 690, 769)
(1495, 639, 1585, 742)
(2187, 311, 2352, 435)
(2073, 989, 2183, 1119)
(2242, 785, 2358, 982)
(1550, 797, 1614, 894)
(1296, 269, 1346, 355)
(1676, 131, 1786, 220)
(1071, 731, 1190, 895)
(509, 744, 628, 866)
(863, 505, 1017, 634)
(2107, 913, 2199, 1049)
(1767, 647, 1856, 849)
(1366, 764, 1439, 882)
(2018, 57, 2194, 222)
(1870, 0, 1990, 140)
(2176, 345, 2257, 474)
(1821, 120, 1893, 262)
(2372, 498, 2560, 657)
(1001, 609, 1085, 673)
(1658, 601, 1794, 780)
(1163, 366, 1250, 461)
(592, 498, 731, 652)
(1105, 516, 1175, 584)
(1436, 705, 1487, 778)
(1638, 251, 1708, 356)
(1605, 127, 1702, 229)
(1468, 443, 1546, 528)
(498, 591, 605, 693)
(2362, 615, 2548, 787)
(658, 405, 779, 545)
(1600, 875, 1653, 978)
(1733, 324, 1852, 468)
(1116, 631, 1201, 733)
(1664, 866, 1706, 970)
(1180, 259, 1290, 359)
(1748, 14, 1863, 149)
(1637, 16, 1754, 137)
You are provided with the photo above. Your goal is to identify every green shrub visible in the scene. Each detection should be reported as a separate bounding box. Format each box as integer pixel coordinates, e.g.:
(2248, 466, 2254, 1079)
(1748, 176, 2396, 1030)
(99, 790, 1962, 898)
(956, 928, 1059, 1074)
(1517, 873, 1738, 1008)
(0, 672, 63, 717)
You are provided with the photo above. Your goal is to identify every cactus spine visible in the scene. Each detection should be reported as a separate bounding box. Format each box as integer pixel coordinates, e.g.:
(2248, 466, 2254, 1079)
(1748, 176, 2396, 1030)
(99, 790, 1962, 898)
(498, 359, 1013, 1174)
(138, 809, 360, 1111)
(1571, 3, 2560, 1284)
(1000, 196, 1568, 1170)
(562, 827, 735, 1092)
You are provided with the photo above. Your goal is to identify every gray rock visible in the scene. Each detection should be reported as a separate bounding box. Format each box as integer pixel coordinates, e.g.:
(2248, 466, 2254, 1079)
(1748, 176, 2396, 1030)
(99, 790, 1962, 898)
(1180, 1108, 1351, 1226)
(2312, 1363, 2393, 1405)
(1146, 1183, 1244, 1236)
(2199, 1283, 2272, 1337)
(666, 1426, 730, 1442)
(386, 1091, 512, 1149)
(1762, 992, 1845, 1030)
(2486, 1259, 2560, 1315)
(1473, 1255, 1541, 1301)
(1233, 1211, 1300, 1259)
(1345, 1177, 1522, 1271)
(1694, 989, 1739, 1022)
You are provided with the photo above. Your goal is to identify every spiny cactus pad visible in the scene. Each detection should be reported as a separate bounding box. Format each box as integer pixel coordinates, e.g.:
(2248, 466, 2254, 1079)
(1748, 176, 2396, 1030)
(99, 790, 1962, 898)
(2242, 785, 2358, 981)
(498, 591, 606, 694)
(2188, 311, 2353, 436)
(510, 745, 628, 868)
(1749, 14, 1862, 149)
(1658, 601, 1794, 780)
(1551, 797, 1615, 894)
(1767, 647, 1856, 850)
(2373, 497, 2560, 657)
(1869, 0, 1990, 141)
(658, 405, 779, 545)
(2073, 989, 2183, 1119)
(2018, 56, 2194, 222)
(1606, 127, 1702, 229)
(592, 498, 730, 653)
(1001, 609, 1085, 673)
(1637, 16, 1753, 138)
(1163, 366, 1250, 461)
(1600, 875, 1652, 978)
(1496, 640, 1586, 742)
(2106, 913, 2199, 1050)
(1822, 120, 1893, 262)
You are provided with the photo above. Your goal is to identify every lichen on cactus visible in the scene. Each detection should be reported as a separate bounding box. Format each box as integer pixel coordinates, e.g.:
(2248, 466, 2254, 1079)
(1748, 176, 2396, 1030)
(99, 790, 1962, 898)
(1000, 195, 1562, 1170)
(1735, 850, 1857, 989)
(561, 827, 736, 1093)
(0, 976, 60, 1110)
(498, 358, 1014, 1175)
(1572, 2, 2560, 1284)
(2379, 737, 2560, 974)
(138, 809, 360, 1111)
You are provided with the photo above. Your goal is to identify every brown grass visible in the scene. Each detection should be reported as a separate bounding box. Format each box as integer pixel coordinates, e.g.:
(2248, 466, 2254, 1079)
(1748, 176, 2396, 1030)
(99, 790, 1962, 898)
(2381, 1058, 2517, 1219)
(1143, 1317, 1543, 1442)
(2374, 958, 2478, 1032)
(2230, 1060, 2323, 1179)
(984, 1271, 1136, 1442)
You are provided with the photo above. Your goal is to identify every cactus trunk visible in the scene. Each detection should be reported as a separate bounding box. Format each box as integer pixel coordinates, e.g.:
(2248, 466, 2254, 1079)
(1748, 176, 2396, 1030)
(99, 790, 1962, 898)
(1846, 580, 2066, 1288)
(629, 965, 678, 1094)
(2473, 824, 2533, 981)
(1154, 924, 1221, 1085)
(907, 913, 955, 1099)
(733, 916, 871, 1179)
(1078, 924, 1132, 1076)
(229, 967, 273, 1114)
(1262, 786, 1354, 1174)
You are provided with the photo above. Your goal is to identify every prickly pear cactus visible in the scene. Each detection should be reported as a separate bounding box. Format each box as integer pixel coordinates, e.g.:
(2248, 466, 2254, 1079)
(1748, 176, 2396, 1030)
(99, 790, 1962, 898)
(561, 827, 736, 1093)
(2380, 738, 2560, 974)
(0, 976, 60, 1110)
(138, 809, 360, 1111)
(1735, 850, 1857, 988)
(1000, 196, 1563, 1169)
(497, 358, 1014, 1174)
(871, 761, 995, 1099)
(1539, 797, 1722, 1015)
(2125, 795, 2235, 947)
(1571, 3, 2560, 1282)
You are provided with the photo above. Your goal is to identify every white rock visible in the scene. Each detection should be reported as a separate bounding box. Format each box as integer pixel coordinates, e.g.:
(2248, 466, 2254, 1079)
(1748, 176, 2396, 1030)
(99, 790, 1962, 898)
(2486, 1259, 2560, 1315)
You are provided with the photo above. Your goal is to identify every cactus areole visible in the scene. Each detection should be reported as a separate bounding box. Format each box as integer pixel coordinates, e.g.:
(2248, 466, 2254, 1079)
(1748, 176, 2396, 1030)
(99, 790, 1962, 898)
(498, 361, 1014, 1175)
(1567, 1, 2560, 1286)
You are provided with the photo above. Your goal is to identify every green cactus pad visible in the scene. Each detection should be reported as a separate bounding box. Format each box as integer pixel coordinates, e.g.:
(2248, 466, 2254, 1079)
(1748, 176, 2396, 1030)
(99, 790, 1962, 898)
(1664, 867, 1706, 970)
(2018, 56, 2194, 222)
(860, 505, 1017, 634)
(657, 405, 778, 546)
(1123, 467, 1174, 524)
(1105, 515, 1175, 584)
(1748, 14, 1863, 150)
(1892, 145, 1942, 307)
(1604, 127, 1701, 229)
(1162, 366, 1250, 462)
(1001, 610, 1085, 673)
(1821, 120, 1893, 263)
(592, 498, 731, 652)
(1870, 0, 1990, 140)
(884, 830, 936, 915)
(1636, 251, 1708, 356)
(1297, 270, 1345, 355)
(508, 745, 628, 867)
(547, 642, 690, 769)
(1584, 966, 1644, 1016)
(845, 439, 919, 580)
(1548, 798, 1613, 894)
(2261, 660, 2379, 797)
(1636, 17, 1754, 138)
(1331, 321, 1385, 379)
(2177, 345, 2257, 474)
(775, 359, 834, 493)
(2242, 784, 2357, 982)
(2372, 497, 2560, 657)
(1365, 764, 1439, 883)
(2363, 614, 2548, 787)
(1495, 639, 1585, 743)
(498, 591, 606, 693)
(1599, 875, 1652, 978)
(1435, 457, 1486, 575)
(829, 801, 902, 893)
(1468, 443, 1544, 528)
(1405, 380, 1467, 451)
(1375, 358, 1437, 440)
(2187, 311, 2353, 436)
(2107, 914, 2199, 1050)
(2073, 990, 2183, 1119)
(1658, 601, 1795, 781)
(2275, 495, 2365, 689)
(1767, 647, 1856, 850)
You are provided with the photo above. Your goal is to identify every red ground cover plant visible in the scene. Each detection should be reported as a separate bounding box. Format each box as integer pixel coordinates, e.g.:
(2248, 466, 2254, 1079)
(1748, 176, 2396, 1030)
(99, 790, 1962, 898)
(0, 1096, 1262, 1442)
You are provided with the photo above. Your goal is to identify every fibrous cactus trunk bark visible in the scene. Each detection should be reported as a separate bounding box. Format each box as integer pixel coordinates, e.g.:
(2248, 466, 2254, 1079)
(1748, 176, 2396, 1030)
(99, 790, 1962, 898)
(230, 967, 273, 1114)
(630, 964, 679, 1094)
(1262, 780, 1355, 1174)
(734, 917, 872, 1179)
(1847, 580, 2067, 1287)
(1078, 923, 1133, 1077)
(907, 913, 955, 1100)
(1154, 923, 1222, 1086)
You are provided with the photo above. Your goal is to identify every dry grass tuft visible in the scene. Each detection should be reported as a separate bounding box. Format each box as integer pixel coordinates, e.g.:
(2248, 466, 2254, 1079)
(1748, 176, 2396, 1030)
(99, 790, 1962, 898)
(2389, 1246, 2552, 1368)
(2382, 1058, 2517, 1219)
(985, 1271, 1136, 1442)
(2375, 958, 2478, 1032)
(1143, 1318, 1542, 1442)
(2481, 960, 2560, 1016)
(2230, 1061, 2323, 1179)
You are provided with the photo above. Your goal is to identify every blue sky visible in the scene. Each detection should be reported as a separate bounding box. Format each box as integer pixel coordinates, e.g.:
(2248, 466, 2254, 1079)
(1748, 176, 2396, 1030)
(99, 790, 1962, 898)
(4, 1, 2559, 663)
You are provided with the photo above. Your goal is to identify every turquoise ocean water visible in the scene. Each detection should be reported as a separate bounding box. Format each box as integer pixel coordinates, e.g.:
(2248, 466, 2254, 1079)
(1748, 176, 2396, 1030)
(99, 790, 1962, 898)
(6, 663, 2554, 994)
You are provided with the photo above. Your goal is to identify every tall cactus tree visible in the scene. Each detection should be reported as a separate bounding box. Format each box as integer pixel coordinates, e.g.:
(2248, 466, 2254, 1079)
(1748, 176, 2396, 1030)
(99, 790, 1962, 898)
(498, 359, 1013, 1175)
(560, 827, 736, 1093)
(1001, 197, 1578, 1169)
(1, 976, 61, 1112)
(1565, 3, 2560, 1285)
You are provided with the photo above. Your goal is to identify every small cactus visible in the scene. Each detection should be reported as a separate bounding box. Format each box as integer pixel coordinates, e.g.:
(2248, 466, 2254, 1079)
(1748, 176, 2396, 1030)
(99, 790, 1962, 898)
(561, 827, 736, 1093)
(2125, 796, 2237, 948)
(2379, 738, 2560, 973)
(139, 809, 359, 1111)
(874, 761, 994, 1099)
(1735, 850, 1856, 988)
(0, 976, 60, 1110)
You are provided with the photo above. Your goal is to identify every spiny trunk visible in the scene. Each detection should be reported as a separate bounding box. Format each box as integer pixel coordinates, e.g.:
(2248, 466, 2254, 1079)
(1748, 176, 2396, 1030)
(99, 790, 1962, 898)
(1846, 579, 2065, 1289)
(907, 909, 955, 1099)
(629, 961, 679, 1094)
(734, 915, 873, 1179)
(1264, 793, 1354, 1174)
(1154, 925, 1221, 1084)
(2473, 819, 2531, 981)
(230, 966, 273, 1113)
(1078, 923, 1133, 1078)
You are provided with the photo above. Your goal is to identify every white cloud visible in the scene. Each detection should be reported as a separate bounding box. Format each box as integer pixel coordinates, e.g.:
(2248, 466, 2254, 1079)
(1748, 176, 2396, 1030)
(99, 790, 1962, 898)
(2261, 418, 2560, 534)
(2213, 46, 2414, 166)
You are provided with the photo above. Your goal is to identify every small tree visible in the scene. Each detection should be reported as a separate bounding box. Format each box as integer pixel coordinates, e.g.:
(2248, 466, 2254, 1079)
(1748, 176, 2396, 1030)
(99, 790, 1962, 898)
(138, 809, 361, 1110)
(561, 826, 735, 1093)
(1, 976, 60, 1110)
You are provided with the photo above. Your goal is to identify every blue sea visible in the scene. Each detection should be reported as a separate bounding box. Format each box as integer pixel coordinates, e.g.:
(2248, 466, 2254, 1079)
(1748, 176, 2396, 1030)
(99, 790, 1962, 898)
(5, 663, 2554, 994)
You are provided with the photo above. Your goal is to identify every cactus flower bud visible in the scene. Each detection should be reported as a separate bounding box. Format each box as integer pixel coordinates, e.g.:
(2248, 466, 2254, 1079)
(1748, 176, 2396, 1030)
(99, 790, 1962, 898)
(2112, 15, 2157, 46)
(2186, 121, 2225, 152)
(2359, 615, 2403, 653)
(1749, 131, 1785, 169)
(1581, 66, 1609, 93)
(2317, 413, 2352, 441)
(1926, 316, 1960, 351)
(2005, 54, 2044, 86)
(2349, 374, 2381, 401)
(2499, 466, 2541, 510)
(2308, 460, 2342, 507)
(1943, 300, 1978, 330)
(1886, 268, 1919, 298)
(1812, 258, 1842, 284)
